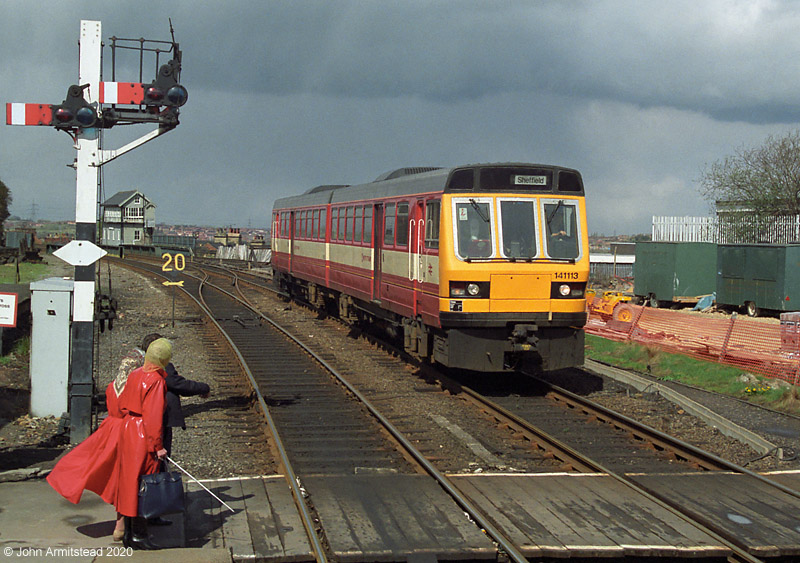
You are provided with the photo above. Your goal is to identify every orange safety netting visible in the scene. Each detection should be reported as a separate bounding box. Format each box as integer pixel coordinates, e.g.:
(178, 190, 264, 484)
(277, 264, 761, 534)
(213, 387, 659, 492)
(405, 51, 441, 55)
(585, 299, 800, 385)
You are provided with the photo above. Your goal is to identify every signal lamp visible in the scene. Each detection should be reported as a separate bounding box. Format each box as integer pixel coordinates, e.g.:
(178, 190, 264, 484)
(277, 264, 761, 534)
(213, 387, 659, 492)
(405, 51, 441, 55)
(145, 86, 165, 102)
(76, 107, 97, 127)
(166, 85, 188, 107)
(55, 107, 74, 123)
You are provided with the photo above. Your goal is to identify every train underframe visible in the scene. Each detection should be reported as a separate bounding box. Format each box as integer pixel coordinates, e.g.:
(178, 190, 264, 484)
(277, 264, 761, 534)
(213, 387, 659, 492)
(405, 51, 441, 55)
(276, 271, 585, 373)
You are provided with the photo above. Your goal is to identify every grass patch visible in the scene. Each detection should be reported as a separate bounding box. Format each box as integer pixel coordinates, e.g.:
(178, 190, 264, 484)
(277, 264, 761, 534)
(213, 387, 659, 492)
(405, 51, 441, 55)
(0, 262, 56, 284)
(0, 337, 30, 366)
(586, 334, 800, 415)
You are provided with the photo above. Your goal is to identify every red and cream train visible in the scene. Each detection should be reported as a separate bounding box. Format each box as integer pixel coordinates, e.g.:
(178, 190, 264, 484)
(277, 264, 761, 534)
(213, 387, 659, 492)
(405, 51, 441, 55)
(271, 163, 589, 373)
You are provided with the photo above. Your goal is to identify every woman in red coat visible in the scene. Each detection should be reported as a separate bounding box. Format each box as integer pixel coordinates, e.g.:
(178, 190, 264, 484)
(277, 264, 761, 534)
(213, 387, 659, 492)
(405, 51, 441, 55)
(115, 337, 171, 550)
(46, 348, 145, 540)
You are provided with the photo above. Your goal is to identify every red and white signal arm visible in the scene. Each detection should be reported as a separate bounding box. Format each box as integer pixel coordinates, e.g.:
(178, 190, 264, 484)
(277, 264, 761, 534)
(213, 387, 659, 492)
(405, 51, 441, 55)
(0, 292, 18, 327)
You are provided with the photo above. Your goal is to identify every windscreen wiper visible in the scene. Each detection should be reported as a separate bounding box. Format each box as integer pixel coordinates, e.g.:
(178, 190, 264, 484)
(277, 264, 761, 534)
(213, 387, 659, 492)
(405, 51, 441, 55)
(469, 198, 489, 222)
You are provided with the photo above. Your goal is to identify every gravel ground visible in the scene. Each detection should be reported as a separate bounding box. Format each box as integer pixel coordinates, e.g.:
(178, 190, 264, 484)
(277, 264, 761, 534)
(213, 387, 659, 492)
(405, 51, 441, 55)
(0, 256, 273, 481)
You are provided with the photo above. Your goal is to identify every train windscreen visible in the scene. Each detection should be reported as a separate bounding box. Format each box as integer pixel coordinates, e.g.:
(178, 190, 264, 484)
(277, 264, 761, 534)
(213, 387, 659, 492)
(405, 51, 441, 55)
(455, 199, 494, 259)
(543, 200, 580, 259)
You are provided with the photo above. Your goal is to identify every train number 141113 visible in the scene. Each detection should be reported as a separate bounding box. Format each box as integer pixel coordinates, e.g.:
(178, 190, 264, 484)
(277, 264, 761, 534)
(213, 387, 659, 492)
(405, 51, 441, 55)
(553, 271, 579, 280)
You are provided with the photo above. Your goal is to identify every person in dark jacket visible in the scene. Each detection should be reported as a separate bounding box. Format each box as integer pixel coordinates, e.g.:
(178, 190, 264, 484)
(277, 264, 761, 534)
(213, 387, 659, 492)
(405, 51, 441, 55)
(141, 334, 210, 456)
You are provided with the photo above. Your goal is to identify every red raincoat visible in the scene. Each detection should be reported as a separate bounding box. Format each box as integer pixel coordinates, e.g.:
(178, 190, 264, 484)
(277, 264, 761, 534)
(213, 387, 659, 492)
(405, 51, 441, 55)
(47, 381, 125, 504)
(114, 364, 167, 517)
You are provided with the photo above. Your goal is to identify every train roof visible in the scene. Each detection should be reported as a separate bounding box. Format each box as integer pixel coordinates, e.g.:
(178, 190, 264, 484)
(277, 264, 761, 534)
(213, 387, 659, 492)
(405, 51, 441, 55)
(272, 163, 583, 210)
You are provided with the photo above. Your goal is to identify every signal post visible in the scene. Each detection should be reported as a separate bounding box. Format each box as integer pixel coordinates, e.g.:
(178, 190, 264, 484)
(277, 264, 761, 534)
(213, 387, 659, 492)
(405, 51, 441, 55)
(7, 20, 188, 442)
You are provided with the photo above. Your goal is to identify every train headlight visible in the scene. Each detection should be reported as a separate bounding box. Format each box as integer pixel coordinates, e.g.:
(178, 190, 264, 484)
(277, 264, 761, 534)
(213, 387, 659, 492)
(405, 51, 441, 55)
(558, 284, 571, 296)
(467, 283, 480, 296)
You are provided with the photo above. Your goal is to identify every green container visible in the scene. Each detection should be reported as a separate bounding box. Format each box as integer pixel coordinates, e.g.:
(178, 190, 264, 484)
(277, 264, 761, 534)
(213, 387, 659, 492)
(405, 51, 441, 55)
(717, 244, 800, 316)
(634, 242, 717, 307)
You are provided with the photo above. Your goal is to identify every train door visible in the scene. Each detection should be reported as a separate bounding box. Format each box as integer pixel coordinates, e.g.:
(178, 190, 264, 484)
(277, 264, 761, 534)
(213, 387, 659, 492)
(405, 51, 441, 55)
(288, 210, 295, 273)
(410, 199, 425, 315)
(372, 204, 383, 302)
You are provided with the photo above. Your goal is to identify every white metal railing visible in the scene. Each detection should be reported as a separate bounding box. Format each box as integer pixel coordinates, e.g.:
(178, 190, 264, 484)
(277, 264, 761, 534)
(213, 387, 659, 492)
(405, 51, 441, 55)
(652, 215, 800, 244)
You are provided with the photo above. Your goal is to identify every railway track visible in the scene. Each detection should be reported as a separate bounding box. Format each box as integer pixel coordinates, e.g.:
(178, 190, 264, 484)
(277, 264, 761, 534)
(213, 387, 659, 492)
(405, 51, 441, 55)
(115, 256, 800, 561)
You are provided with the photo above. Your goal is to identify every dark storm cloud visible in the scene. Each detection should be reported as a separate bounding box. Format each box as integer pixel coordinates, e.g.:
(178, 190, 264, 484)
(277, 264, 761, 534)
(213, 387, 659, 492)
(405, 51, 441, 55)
(3, 1, 800, 234)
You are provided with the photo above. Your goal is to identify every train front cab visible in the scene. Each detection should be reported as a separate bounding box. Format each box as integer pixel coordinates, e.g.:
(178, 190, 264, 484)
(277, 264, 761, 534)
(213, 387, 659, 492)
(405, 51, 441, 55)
(429, 189, 589, 372)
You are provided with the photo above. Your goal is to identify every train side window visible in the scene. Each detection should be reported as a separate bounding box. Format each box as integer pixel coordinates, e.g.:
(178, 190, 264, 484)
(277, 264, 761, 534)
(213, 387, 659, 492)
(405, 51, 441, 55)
(339, 207, 348, 240)
(320, 209, 327, 240)
(331, 208, 339, 241)
(345, 206, 354, 242)
(425, 200, 440, 249)
(312, 209, 319, 239)
(303, 211, 309, 239)
(285, 212, 290, 237)
(395, 202, 409, 247)
(384, 203, 396, 246)
(363, 206, 373, 244)
(354, 206, 363, 243)
(295, 214, 301, 238)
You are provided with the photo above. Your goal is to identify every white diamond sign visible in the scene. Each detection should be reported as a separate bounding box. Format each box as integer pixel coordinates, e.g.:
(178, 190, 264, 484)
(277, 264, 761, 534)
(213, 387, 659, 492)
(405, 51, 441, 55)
(53, 240, 107, 267)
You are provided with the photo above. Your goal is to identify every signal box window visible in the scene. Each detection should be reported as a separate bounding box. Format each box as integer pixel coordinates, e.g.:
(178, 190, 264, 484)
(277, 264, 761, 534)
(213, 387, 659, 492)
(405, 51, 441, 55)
(345, 206, 354, 242)
(384, 203, 396, 246)
(354, 206, 363, 243)
(425, 200, 440, 249)
(396, 202, 409, 247)
(543, 200, 580, 260)
(499, 200, 537, 259)
(364, 206, 373, 244)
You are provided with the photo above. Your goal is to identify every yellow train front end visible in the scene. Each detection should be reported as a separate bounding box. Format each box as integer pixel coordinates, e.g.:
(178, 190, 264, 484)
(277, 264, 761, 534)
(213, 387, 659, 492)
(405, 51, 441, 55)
(434, 175, 589, 372)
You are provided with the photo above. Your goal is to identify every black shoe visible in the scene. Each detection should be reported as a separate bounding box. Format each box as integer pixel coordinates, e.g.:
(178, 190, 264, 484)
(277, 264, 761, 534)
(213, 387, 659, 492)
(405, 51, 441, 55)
(122, 517, 163, 550)
(123, 534, 163, 550)
(146, 516, 172, 526)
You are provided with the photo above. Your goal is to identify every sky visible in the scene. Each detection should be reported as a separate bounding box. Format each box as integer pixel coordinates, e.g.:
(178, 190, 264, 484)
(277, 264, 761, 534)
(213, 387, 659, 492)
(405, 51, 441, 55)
(2, 0, 798, 235)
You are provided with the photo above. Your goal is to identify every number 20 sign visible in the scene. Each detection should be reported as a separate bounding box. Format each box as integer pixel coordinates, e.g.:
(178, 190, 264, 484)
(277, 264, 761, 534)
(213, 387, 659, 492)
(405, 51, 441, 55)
(162, 252, 186, 272)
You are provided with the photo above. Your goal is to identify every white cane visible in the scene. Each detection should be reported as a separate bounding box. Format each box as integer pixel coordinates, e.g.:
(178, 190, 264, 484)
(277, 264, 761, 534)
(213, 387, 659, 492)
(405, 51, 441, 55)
(167, 456, 235, 512)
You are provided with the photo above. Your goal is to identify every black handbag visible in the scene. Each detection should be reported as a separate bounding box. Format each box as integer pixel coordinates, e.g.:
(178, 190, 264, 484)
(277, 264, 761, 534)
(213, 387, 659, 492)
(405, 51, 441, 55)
(137, 465, 184, 519)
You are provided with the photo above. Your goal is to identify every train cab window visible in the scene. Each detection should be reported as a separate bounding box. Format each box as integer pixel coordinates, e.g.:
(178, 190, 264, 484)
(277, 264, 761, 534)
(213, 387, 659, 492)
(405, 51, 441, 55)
(364, 206, 373, 244)
(395, 202, 409, 247)
(354, 206, 363, 243)
(499, 200, 538, 259)
(344, 206, 353, 241)
(447, 169, 474, 191)
(454, 199, 494, 260)
(543, 200, 580, 260)
(384, 203, 396, 245)
(312, 209, 320, 239)
(331, 208, 339, 241)
(425, 200, 440, 249)
(557, 171, 582, 192)
(320, 209, 327, 240)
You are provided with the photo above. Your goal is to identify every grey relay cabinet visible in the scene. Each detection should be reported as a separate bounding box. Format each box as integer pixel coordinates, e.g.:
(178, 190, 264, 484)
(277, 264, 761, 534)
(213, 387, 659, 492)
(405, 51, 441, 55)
(29, 277, 73, 417)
